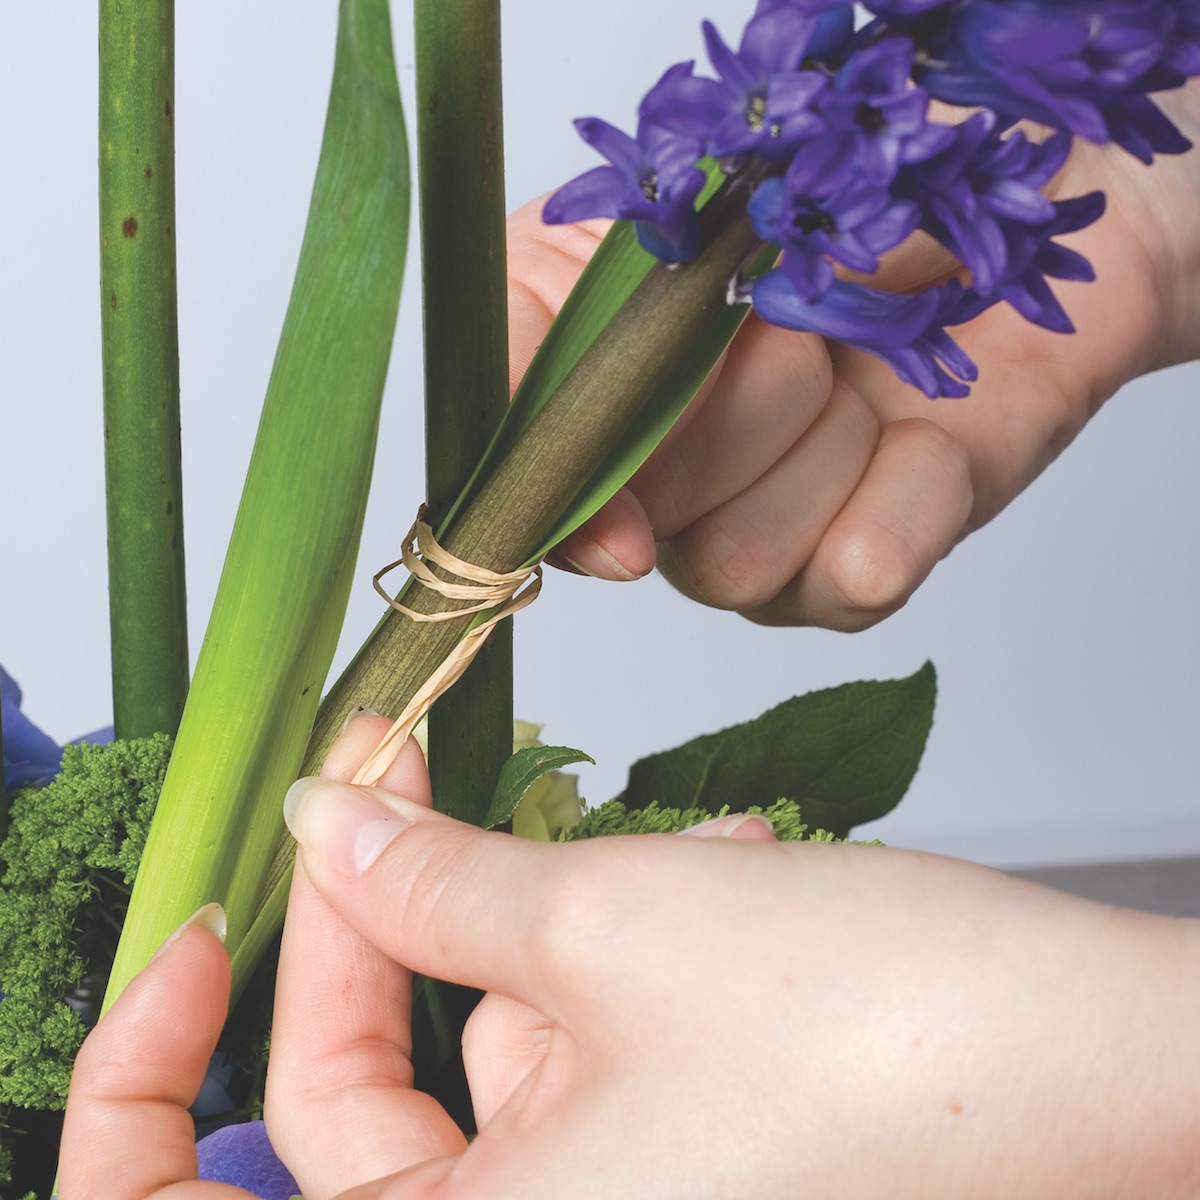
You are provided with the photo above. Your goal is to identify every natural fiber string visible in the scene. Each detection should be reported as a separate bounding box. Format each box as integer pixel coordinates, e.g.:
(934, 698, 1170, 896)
(352, 506, 541, 786)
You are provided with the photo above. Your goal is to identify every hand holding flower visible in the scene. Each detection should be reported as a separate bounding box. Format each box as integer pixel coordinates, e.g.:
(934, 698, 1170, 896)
(533, 78, 1200, 629)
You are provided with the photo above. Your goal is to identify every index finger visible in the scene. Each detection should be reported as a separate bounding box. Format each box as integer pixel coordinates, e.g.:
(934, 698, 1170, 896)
(266, 719, 465, 1198)
(57, 916, 245, 1200)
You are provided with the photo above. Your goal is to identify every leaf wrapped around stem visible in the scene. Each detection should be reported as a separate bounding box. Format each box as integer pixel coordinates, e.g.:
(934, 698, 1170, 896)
(244, 163, 771, 968)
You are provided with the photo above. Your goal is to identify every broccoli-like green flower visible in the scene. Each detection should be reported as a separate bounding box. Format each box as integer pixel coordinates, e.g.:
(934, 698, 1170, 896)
(558, 796, 877, 844)
(0, 735, 171, 1111)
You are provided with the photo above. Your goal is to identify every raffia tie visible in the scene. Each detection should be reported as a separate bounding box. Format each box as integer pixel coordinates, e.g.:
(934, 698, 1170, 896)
(352, 506, 541, 787)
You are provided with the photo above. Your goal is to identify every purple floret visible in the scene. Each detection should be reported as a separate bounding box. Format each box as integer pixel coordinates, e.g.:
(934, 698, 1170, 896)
(896, 111, 1069, 294)
(542, 78, 707, 263)
(639, 8, 828, 161)
(784, 38, 954, 195)
(1, 666, 64, 788)
(916, 0, 1193, 155)
(986, 191, 1107, 333)
(1, 665, 112, 789)
(749, 174, 919, 301)
(748, 273, 977, 397)
(197, 1120, 299, 1200)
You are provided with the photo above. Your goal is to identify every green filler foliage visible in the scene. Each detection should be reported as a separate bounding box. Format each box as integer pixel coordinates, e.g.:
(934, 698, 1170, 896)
(0, 738, 171, 1111)
(561, 796, 874, 844)
(0, 738, 171, 1193)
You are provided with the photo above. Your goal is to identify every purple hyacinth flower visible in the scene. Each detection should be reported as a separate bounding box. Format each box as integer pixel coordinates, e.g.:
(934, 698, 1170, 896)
(988, 191, 1107, 333)
(749, 174, 920, 301)
(918, 0, 1179, 148)
(753, 0, 857, 65)
(1, 665, 64, 788)
(1, 665, 111, 789)
(197, 1120, 298, 1200)
(896, 111, 1070, 294)
(1163, 0, 1200, 77)
(543, 89, 706, 263)
(639, 10, 828, 161)
(748, 272, 976, 397)
(861, 0, 957, 14)
(753, 0, 850, 13)
(785, 38, 954, 196)
(1102, 90, 1192, 162)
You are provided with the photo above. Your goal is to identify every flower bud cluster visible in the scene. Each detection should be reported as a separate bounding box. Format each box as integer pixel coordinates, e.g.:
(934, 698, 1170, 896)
(544, 0, 1199, 396)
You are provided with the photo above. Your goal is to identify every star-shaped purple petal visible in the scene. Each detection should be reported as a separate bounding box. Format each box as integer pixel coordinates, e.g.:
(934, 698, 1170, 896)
(543, 80, 706, 262)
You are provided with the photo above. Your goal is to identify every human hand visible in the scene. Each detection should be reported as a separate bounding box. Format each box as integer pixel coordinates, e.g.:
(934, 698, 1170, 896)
(514, 79, 1200, 629)
(57, 715, 1200, 1198)
(52, 716, 768, 1199)
(52, 718, 438, 1200)
(265, 722, 1199, 1199)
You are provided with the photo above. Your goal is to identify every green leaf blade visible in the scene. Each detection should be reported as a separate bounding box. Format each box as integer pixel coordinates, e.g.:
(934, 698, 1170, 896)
(616, 662, 937, 837)
(103, 0, 410, 1013)
(484, 745, 594, 831)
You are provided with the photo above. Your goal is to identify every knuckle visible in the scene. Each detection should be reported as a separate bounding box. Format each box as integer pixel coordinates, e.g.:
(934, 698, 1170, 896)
(821, 527, 924, 628)
(665, 515, 788, 613)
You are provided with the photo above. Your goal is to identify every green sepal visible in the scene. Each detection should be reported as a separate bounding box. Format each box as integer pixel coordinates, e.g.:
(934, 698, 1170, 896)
(483, 744, 594, 830)
(614, 662, 937, 838)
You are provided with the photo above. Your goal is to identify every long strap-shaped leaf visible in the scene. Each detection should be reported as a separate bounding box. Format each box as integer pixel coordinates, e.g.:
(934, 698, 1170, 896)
(102, 0, 409, 1012)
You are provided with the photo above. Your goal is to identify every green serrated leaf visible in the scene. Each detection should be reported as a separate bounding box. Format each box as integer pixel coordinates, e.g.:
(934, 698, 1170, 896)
(615, 662, 936, 837)
(483, 745, 594, 831)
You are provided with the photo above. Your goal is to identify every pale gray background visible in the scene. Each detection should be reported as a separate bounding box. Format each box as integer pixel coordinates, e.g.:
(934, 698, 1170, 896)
(1, 2, 1197, 867)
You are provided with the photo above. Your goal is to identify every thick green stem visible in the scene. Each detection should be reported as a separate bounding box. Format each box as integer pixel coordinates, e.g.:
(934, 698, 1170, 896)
(99, 0, 189, 738)
(250, 170, 765, 938)
(416, 0, 512, 827)
(321, 171, 764, 721)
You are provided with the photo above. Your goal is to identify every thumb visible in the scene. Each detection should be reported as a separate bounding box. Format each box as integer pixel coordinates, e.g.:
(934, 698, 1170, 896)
(282, 776, 567, 1014)
(677, 812, 777, 841)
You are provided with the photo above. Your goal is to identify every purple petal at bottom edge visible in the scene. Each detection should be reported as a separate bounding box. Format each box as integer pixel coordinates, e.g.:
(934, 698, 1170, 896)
(197, 1120, 300, 1200)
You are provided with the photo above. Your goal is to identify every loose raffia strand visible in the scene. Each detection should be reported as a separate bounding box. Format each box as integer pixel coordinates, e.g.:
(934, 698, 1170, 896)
(354, 506, 541, 786)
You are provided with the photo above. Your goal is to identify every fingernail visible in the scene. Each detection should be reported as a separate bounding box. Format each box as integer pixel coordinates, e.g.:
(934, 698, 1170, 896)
(340, 704, 382, 733)
(677, 813, 776, 841)
(562, 537, 642, 583)
(151, 901, 227, 962)
(283, 776, 419, 877)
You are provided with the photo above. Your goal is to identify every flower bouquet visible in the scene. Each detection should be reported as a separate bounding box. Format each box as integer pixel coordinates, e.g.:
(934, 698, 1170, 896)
(2, 0, 1198, 1194)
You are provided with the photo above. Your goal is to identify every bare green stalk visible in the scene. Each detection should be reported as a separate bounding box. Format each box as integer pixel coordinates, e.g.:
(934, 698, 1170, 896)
(99, 0, 189, 738)
(416, 0, 512, 827)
